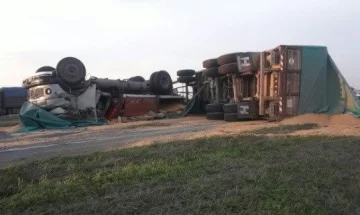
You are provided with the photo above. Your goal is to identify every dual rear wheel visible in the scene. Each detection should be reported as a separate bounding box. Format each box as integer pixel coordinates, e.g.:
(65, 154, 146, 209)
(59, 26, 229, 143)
(205, 103, 239, 122)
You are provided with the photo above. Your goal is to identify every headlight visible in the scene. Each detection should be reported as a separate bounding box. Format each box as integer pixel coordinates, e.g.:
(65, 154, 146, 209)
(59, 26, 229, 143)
(45, 88, 52, 95)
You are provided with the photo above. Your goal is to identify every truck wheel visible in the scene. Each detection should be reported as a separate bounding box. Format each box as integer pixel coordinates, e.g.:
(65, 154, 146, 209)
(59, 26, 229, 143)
(217, 52, 244, 65)
(206, 112, 224, 120)
(224, 113, 238, 122)
(202, 59, 219, 68)
(203, 67, 221, 77)
(223, 103, 237, 113)
(56, 57, 86, 86)
(36, 66, 55, 73)
(151, 70, 173, 95)
(149, 71, 158, 88)
(219, 63, 239, 75)
(177, 76, 196, 83)
(129, 76, 145, 82)
(177, 69, 195, 77)
(206, 103, 225, 113)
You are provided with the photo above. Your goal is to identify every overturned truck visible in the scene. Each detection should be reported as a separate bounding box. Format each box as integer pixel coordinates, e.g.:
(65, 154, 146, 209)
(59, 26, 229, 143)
(192, 45, 360, 121)
(22, 57, 183, 121)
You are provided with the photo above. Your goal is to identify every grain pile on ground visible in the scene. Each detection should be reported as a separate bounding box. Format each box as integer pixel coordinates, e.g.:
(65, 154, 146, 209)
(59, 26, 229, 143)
(124, 122, 171, 129)
(2, 113, 360, 152)
(281, 114, 331, 125)
(0, 116, 216, 149)
(278, 113, 360, 136)
(196, 113, 360, 138)
(280, 113, 360, 126)
(192, 120, 269, 138)
(330, 114, 360, 125)
(147, 113, 360, 145)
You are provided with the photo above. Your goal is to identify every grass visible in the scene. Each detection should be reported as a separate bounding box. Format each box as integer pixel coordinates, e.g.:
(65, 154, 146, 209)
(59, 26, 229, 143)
(251, 123, 319, 134)
(1, 135, 360, 214)
(0, 115, 19, 127)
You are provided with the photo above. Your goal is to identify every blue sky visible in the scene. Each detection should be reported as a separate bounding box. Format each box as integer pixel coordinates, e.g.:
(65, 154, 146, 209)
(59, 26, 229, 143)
(0, 0, 359, 87)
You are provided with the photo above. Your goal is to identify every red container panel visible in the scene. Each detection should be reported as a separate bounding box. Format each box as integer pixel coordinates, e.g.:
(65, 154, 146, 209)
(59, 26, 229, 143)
(123, 96, 158, 117)
(105, 99, 124, 119)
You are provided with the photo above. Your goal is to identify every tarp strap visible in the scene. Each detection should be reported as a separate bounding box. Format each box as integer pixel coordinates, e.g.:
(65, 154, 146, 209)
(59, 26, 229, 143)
(182, 82, 209, 117)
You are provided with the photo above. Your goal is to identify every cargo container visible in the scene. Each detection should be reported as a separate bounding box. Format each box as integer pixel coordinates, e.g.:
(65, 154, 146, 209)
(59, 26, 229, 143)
(262, 45, 303, 119)
(0, 87, 27, 115)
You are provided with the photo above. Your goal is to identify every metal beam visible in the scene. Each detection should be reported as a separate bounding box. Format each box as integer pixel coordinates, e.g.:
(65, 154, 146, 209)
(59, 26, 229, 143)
(259, 52, 265, 115)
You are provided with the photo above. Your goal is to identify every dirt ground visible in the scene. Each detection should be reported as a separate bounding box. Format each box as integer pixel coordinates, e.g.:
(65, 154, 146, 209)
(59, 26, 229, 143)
(201, 113, 360, 137)
(1, 113, 360, 167)
(0, 116, 216, 149)
(1, 113, 360, 150)
(148, 113, 360, 142)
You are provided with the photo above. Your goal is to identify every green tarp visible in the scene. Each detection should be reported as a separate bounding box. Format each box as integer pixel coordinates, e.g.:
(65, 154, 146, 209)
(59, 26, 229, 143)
(18, 102, 105, 132)
(298, 46, 360, 116)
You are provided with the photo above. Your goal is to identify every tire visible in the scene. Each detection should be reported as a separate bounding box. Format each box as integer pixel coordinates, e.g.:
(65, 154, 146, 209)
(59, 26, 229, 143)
(151, 70, 173, 95)
(223, 103, 237, 113)
(36, 66, 55, 73)
(202, 59, 219, 68)
(217, 52, 244, 65)
(219, 63, 239, 75)
(56, 57, 86, 86)
(206, 112, 224, 120)
(203, 67, 221, 77)
(177, 76, 196, 83)
(149, 71, 158, 88)
(129, 76, 145, 82)
(224, 113, 238, 122)
(206, 103, 224, 113)
(177, 69, 195, 77)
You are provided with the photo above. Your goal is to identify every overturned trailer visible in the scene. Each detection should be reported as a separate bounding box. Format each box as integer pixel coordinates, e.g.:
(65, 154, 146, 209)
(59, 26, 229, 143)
(22, 57, 183, 122)
(197, 45, 360, 121)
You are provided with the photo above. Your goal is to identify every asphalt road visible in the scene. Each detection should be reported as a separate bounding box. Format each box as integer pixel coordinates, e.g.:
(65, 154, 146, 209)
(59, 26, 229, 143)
(0, 123, 215, 168)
